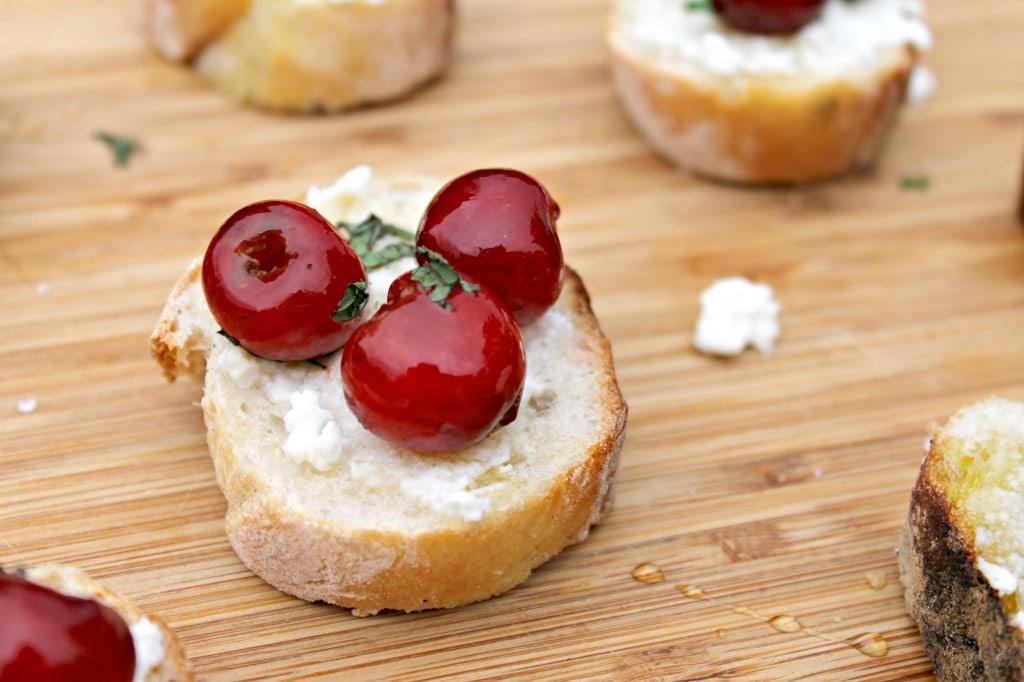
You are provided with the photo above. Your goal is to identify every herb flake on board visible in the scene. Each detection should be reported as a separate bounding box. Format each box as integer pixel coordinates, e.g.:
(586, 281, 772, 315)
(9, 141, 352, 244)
(900, 174, 932, 191)
(93, 131, 143, 168)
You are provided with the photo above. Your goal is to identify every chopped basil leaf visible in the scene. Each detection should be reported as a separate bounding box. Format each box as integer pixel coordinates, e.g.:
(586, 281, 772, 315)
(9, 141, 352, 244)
(900, 174, 932, 191)
(336, 214, 415, 263)
(217, 329, 241, 346)
(93, 131, 143, 167)
(411, 247, 479, 309)
(333, 281, 369, 322)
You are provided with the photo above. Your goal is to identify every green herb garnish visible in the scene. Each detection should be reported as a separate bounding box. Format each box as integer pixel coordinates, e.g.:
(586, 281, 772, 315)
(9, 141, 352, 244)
(684, 0, 714, 11)
(411, 247, 479, 309)
(93, 131, 143, 167)
(333, 281, 369, 322)
(900, 174, 932, 191)
(217, 329, 241, 346)
(336, 214, 416, 269)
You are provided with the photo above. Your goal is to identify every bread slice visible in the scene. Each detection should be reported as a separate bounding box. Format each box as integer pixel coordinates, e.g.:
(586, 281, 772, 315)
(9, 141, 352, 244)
(605, 0, 931, 184)
(136, 0, 249, 62)
(137, 0, 454, 112)
(4, 563, 192, 681)
(899, 397, 1024, 680)
(151, 168, 627, 615)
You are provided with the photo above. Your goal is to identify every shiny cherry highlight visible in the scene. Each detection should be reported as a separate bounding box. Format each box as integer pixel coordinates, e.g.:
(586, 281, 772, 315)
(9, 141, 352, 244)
(341, 272, 527, 453)
(417, 168, 564, 327)
(712, 0, 827, 34)
(0, 573, 136, 682)
(202, 200, 368, 361)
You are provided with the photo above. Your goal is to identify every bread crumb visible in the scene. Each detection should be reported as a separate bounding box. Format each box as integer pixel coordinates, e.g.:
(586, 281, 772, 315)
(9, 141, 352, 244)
(16, 397, 37, 414)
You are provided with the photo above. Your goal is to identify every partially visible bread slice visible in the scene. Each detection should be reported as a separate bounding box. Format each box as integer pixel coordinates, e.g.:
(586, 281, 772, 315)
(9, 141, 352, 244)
(152, 169, 627, 615)
(136, 0, 249, 62)
(899, 397, 1024, 680)
(4, 563, 193, 681)
(605, 0, 931, 184)
(138, 0, 454, 112)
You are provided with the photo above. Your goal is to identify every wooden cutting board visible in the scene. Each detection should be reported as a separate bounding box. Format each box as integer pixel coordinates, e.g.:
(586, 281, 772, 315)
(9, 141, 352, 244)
(2, 0, 1023, 679)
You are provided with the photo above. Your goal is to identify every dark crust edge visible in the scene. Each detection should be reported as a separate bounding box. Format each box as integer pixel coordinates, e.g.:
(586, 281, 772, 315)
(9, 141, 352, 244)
(899, 458, 1024, 681)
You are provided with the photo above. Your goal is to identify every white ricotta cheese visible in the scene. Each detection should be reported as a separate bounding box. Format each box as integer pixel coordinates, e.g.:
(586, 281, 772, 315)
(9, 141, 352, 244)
(305, 165, 374, 217)
(614, 0, 931, 80)
(906, 64, 937, 105)
(977, 557, 1019, 597)
(694, 276, 780, 356)
(282, 388, 344, 472)
(16, 397, 37, 414)
(130, 617, 166, 682)
(210, 166, 527, 522)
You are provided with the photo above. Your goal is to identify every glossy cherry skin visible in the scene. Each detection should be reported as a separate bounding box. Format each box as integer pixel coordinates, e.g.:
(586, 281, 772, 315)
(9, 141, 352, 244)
(417, 168, 563, 327)
(712, 0, 827, 34)
(0, 573, 135, 682)
(341, 272, 527, 453)
(202, 200, 368, 361)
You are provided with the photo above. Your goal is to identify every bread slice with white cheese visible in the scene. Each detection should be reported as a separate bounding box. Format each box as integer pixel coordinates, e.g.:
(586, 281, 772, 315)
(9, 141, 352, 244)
(137, 0, 454, 112)
(151, 167, 627, 615)
(5, 563, 193, 681)
(899, 397, 1024, 680)
(605, 0, 931, 184)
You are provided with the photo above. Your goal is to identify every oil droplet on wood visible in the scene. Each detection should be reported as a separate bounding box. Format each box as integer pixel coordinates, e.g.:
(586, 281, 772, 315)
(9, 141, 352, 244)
(864, 571, 887, 590)
(732, 606, 757, 618)
(768, 615, 803, 633)
(632, 562, 664, 583)
(676, 584, 705, 599)
(849, 632, 889, 657)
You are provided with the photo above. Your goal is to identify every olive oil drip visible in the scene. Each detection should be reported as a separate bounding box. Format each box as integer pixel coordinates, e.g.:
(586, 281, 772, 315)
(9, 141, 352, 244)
(630, 561, 889, 659)
(675, 582, 889, 658)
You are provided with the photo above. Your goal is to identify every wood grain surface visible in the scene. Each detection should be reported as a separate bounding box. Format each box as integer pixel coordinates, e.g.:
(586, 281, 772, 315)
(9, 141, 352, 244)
(2, 1, 1024, 680)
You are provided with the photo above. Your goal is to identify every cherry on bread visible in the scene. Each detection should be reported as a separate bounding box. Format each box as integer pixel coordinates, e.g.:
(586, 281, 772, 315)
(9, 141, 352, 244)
(417, 169, 564, 327)
(605, 0, 932, 184)
(202, 200, 369, 362)
(151, 166, 627, 614)
(0, 564, 192, 681)
(341, 267, 527, 453)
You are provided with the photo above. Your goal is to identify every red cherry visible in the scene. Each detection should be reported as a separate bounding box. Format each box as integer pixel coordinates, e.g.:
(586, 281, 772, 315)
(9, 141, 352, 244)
(202, 200, 369, 361)
(0, 573, 135, 682)
(417, 168, 564, 327)
(341, 271, 526, 453)
(712, 0, 827, 34)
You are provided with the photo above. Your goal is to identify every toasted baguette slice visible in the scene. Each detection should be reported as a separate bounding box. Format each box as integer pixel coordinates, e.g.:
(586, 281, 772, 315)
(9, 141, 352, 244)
(3, 563, 192, 681)
(899, 397, 1024, 680)
(137, 0, 454, 112)
(151, 168, 627, 615)
(605, 0, 931, 184)
(136, 0, 249, 62)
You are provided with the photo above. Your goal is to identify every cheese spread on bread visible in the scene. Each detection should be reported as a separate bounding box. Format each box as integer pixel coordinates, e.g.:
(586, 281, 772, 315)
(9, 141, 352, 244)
(616, 0, 931, 80)
(129, 618, 167, 682)
(205, 167, 568, 523)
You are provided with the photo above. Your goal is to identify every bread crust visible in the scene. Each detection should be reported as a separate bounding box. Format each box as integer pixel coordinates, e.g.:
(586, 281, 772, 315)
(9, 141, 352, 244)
(899, 431, 1024, 680)
(605, 3, 922, 185)
(138, 0, 455, 113)
(4, 563, 193, 682)
(152, 258, 206, 382)
(137, 0, 250, 62)
(205, 269, 625, 614)
(153, 214, 627, 615)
